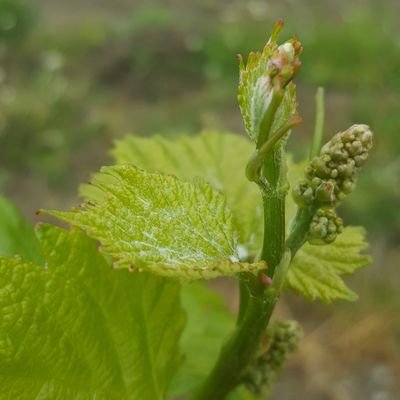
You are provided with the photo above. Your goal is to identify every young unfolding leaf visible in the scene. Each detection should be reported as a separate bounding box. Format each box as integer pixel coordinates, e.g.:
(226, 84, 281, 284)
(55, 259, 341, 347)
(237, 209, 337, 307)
(286, 226, 371, 302)
(270, 83, 298, 136)
(109, 131, 263, 257)
(0, 225, 185, 400)
(49, 165, 265, 280)
(237, 20, 301, 146)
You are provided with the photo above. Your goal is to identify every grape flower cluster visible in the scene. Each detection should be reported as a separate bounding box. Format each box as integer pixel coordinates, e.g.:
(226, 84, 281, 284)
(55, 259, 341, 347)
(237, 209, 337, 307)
(243, 320, 302, 396)
(292, 124, 372, 245)
(293, 124, 373, 208)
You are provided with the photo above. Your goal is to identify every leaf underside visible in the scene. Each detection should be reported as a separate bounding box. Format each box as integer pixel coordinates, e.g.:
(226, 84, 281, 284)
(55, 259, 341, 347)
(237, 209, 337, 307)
(169, 283, 235, 397)
(270, 82, 297, 135)
(0, 224, 185, 400)
(49, 165, 265, 280)
(238, 45, 275, 143)
(169, 283, 257, 400)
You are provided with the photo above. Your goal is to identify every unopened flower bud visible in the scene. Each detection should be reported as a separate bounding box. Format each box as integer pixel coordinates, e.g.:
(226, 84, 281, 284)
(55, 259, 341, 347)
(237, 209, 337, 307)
(292, 181, 314, 206)
(308, 209, 344, 245)
(315, 180, 335, 204)
(269, 38, 303, 88)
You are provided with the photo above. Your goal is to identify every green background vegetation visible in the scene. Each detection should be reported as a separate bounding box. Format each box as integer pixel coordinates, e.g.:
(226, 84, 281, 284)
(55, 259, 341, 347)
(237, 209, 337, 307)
(0, 0, 399, 398)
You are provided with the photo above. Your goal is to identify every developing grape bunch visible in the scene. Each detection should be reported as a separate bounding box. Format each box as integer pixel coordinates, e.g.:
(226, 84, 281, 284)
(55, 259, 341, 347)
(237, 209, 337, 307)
(0, 20, 372, 400)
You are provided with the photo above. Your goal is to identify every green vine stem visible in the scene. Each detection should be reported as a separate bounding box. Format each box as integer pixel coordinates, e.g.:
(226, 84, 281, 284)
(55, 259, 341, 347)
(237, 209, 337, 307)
(246, 114, 302, 183)
(193, 136, 319, 399)
(260, 149, 286, 277)
(194, 136, 288, 400)
(194, 22, 308, 400)
(285, 205, 316, 257)
(193, 288, 279, 400)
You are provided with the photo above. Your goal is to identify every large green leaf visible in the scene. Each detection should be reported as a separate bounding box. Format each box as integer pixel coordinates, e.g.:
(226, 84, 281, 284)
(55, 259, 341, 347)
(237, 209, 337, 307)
(110, 131, 263, 258)
(0, 225, 185, 400)
(0, 195, 43, 264)
(169, 282, 235, 397)
(286, 226, 371, 303)
(49, 165, 265, 280)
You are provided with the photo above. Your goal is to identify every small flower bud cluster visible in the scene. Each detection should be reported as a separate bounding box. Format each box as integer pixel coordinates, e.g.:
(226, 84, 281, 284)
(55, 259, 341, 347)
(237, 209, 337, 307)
(268, 37, 302, 88)
(244, 320, 302, 396)
(308, 209, 344, 245)
(293, 124, 373, 208)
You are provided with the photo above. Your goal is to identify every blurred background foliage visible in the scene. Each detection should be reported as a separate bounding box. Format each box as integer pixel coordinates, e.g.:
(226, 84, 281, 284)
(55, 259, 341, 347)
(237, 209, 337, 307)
(0, 0, 399, 398)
